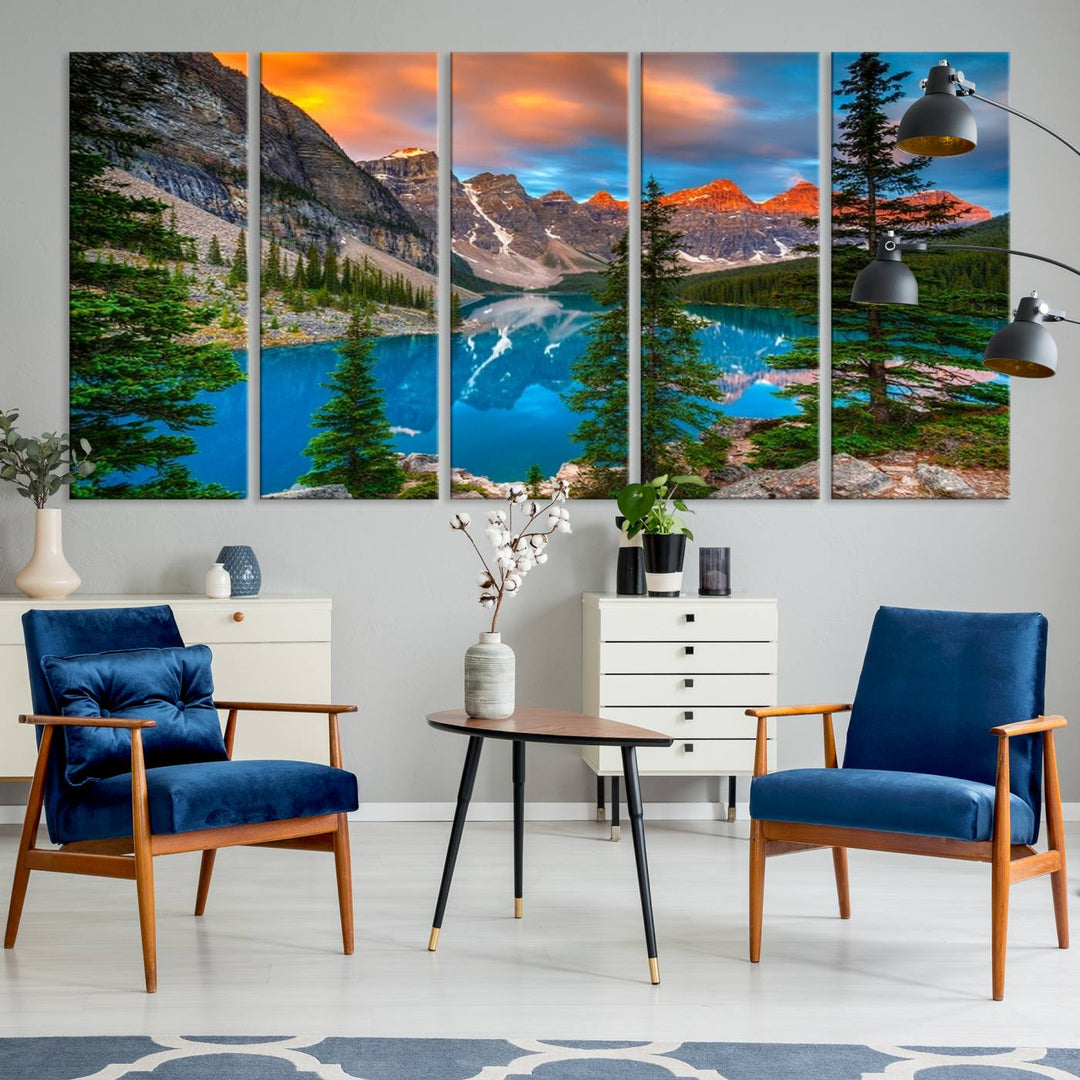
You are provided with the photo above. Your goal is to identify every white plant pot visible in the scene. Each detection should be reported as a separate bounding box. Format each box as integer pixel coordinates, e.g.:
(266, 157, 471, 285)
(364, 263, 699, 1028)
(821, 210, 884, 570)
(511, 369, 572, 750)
(15, 508, 81, 599)
(464, 631, 515, 719)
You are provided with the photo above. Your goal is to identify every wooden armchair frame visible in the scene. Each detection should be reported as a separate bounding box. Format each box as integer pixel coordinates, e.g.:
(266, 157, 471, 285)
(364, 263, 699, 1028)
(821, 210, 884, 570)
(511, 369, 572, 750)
(4, 700, 358, 993)
(747, 703, 1069, 1000)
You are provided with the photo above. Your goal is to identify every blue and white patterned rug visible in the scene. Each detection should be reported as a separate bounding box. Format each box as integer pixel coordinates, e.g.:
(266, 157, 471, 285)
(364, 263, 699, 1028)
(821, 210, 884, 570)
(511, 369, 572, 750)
(2, 1038, 1079, 1080)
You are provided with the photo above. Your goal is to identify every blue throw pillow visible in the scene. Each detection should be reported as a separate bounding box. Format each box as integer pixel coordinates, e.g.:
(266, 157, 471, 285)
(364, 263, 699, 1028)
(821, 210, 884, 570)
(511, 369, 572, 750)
(40, 644, 228, 786)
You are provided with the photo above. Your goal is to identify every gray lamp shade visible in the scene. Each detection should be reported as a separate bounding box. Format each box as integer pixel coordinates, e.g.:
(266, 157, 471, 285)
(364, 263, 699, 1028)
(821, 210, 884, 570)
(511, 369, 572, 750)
(982, 294, 1059, 378)
(983, 321, 1058, 378)
(897, 63, 978, 157)
(850, 255, 919, 305)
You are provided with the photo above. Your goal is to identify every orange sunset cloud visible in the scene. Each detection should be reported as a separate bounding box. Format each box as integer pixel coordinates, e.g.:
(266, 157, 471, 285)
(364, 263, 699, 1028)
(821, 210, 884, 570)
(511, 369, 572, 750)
(213, 52, 248, 76)
(260, 52, 437, 162)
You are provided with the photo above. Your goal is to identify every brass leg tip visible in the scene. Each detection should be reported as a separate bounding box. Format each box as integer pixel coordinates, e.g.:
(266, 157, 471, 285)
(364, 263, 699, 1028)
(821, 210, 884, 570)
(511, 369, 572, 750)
(648, 957, 660, 984)
(727, 806, 737, 823)
(610, 826, 621, 842)
(596, 808, 606, 822)
(514, 897, 523, 919)
(428, 927, 440, 951)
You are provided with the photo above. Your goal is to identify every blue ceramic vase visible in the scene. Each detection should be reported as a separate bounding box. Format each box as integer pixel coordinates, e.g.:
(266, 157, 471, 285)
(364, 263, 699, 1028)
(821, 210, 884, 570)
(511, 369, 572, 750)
(216, 545, 261, 597)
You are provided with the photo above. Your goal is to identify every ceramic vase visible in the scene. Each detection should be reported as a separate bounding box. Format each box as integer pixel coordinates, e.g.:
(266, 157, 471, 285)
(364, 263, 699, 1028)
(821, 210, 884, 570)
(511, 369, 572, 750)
(464, 631, 515, 719)
(642, 533, 687, 597)
(615, 515, 646, 596)
(204, 562, 231, 599)
(15, 508, 81, 599)
(217, 545, 261, 597)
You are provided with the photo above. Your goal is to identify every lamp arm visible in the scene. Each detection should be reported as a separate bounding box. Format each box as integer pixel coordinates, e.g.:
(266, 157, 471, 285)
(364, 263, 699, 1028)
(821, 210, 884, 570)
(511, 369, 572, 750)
(965, 91, 1080, 160)
(922, 244, 1080, 280)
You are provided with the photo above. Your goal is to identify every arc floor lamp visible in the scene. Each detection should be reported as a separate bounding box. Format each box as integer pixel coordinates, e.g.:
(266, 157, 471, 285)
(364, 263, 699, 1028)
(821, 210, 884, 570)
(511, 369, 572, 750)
(850, 59, 1080, 378)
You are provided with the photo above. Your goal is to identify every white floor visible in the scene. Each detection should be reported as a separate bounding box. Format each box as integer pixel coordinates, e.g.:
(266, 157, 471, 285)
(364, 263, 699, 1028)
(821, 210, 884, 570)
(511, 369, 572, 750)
(1, 819, 1077, 1047)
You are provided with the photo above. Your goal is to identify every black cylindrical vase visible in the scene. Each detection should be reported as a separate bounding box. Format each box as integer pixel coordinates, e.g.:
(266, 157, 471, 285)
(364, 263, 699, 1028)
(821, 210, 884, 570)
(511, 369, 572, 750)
(614, 516, 646, 596)
(641, 533, 687, 597)
(698, 546, 731, 596)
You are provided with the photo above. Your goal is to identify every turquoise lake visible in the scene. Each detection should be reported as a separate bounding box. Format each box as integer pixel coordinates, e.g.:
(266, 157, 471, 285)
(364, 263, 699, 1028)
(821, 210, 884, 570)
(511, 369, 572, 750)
(451, 294, 816, 482)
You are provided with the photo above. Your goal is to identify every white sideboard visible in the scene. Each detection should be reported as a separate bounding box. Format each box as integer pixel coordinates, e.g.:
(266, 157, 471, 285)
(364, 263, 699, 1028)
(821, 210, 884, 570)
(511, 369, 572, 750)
(582, 593, 778, 826)
(0, 594, 334, 780)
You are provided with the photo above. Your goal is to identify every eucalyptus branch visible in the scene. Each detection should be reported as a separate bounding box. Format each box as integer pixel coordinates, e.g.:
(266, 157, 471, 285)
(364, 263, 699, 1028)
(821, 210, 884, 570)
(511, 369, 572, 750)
(0, 409, 96, 509)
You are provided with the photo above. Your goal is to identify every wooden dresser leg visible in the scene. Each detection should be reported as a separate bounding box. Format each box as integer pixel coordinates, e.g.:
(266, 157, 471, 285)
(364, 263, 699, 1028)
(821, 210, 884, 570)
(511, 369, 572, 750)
(749, 819, 765, 963)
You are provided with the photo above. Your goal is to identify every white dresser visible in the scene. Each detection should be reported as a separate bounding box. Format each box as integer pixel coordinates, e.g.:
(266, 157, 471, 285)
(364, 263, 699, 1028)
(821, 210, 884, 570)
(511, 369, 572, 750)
(582, 593, 778, 829)
(0, 594, 333, 781)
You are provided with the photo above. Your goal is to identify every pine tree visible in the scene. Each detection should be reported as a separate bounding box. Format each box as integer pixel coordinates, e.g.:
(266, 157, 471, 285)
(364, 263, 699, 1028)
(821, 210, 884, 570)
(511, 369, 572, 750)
(564, 228, 629, 495)
(299, 312, 405, 498)
(227, 228, 247, 288)
(832, 52, 1006, 433)
(525, 463, 545, 498)
(207, 234, 223, 265)
(304, 241, 322, 289)
(322, 242, 339, 293)
(640, 177, 726, 480)
(263, 235, 282, 288)
(68, 52, 244, 498)
(449, 291, 463, 330)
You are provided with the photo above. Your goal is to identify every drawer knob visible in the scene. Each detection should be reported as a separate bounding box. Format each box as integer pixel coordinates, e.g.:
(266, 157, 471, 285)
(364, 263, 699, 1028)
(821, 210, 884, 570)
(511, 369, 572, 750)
(685, 613, 695, 623)
(233, 611, 245, 623)
(684, 645, 695, 655)
(684, 743, 694, 752)
(684, 678, 694, 689)
(684, 711, 694, 721)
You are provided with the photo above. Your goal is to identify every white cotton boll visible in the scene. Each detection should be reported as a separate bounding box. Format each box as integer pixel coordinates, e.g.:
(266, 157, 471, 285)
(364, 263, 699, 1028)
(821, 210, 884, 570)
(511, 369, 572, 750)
(485, 527, 502, 548)
(535, 553, 548, 564)
(547, 513, 559, 528)
(557, 521, 571, 534)
(479, 595, 496, 608)
(478, 571, 494, 587)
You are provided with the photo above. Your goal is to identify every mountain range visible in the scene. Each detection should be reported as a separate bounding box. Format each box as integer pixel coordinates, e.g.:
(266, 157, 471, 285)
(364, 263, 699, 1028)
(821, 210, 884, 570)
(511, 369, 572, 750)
(87, 54, 991, 296)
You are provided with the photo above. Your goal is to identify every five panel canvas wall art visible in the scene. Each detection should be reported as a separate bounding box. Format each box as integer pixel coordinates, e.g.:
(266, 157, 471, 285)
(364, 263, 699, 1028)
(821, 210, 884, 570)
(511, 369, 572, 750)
(830, 51, 1010, 499)
(69, 52, 249, 498)
(450, 52, 630, 499)
(258, 52, 439, 499)
(641, 52, 821, 499)
(66, 51, 1012, 503)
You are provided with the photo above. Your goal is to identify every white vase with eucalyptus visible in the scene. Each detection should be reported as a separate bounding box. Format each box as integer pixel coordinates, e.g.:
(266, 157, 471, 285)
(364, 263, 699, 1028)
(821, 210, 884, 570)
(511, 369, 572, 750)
(451, 479, 572, 719)
(0, 409, 95, 600)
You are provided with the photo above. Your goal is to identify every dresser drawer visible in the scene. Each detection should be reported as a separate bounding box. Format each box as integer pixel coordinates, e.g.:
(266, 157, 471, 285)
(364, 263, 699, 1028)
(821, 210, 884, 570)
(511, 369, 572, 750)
(599, 601, 776, 642)
(601, 641, 776, 675)
(600, 706, 772, 741)
(590, 738, 772, 775)
(600, 673, 776, 708)
(172, 601, 330, 645)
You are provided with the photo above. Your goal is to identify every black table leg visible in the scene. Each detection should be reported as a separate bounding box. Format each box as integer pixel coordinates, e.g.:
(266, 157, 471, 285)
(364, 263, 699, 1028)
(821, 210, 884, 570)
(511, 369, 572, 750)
(429, 735, 484, 951)
(728, 775, 738, 823)
(513, 740, 525, 918)
(621, 745, 660, 984)
(596, 774, 606, 822)
(610, 775, 621, 841)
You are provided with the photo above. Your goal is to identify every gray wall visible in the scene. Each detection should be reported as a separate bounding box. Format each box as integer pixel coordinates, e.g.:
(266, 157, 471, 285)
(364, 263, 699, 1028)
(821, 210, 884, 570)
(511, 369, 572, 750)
(3, 0, 1079, 807)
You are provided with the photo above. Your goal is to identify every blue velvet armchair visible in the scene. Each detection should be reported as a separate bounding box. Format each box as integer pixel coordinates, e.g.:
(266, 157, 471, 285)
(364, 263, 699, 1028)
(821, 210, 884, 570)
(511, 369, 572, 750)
(747, 606, 1069, 1000)
(4, 605, 360, 992)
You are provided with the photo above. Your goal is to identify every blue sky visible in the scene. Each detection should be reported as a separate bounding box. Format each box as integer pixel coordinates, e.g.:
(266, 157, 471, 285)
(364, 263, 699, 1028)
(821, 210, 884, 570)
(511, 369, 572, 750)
(833, 52, 1009, 218)
(643, 53, 820, 202)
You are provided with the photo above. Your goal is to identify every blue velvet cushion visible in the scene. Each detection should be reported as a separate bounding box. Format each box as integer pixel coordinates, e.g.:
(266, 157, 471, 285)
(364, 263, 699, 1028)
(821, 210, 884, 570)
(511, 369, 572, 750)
(40, 645, 228, 786)
(51, 759, 360, 843)
(750, 767, 1037, 844)
(843, 606, 1047, 832)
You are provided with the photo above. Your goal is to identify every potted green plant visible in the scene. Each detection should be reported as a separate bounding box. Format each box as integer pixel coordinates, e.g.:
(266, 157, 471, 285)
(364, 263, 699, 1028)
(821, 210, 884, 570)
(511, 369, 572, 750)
(616, 474, 706, 596)
(0, 409, 95, 599)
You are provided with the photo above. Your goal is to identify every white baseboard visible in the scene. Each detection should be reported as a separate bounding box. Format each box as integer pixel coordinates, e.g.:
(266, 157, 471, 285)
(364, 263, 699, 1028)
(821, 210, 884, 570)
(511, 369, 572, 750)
(3, 802, 1080, 826)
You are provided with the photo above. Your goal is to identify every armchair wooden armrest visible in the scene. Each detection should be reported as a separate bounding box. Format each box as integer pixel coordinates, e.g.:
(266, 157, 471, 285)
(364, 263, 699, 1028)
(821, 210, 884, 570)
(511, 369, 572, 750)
(990, 715, 1067, 738)
(19, 713, 157, 729)
(745, 704, 852, 777)
(745, 703, 852, 719)
(213, 702, 357, 768)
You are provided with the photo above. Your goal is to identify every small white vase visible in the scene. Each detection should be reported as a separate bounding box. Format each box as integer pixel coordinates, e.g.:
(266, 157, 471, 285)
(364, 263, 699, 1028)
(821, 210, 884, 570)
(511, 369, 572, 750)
(204, 562, 231, 599)
(15, 508, 81, 600)
(464, 631, 515, 719)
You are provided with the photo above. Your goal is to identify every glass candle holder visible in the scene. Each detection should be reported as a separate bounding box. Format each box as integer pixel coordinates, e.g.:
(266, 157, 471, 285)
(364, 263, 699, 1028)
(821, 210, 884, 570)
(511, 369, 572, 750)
(698, 547, 731, 596)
